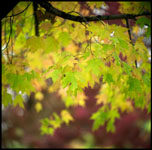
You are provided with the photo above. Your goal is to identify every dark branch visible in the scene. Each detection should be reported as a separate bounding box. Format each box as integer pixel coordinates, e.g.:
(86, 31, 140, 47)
(37, 1, 151, 23)
(33, 2, 39, 36)
(126, 18, 132, 42)
(126, 18, 137, 68)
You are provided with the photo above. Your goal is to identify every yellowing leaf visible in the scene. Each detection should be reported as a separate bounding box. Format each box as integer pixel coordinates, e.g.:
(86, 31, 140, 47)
(58, 32, 71, 47)
(134, 37, 147, 52)
(35, 91, 44, 101)
(49, 113, 62, 129)
(132, 25, 140, 34)
(87, 2, 105, 8)
(44, 36, 59, 53)
(35, 102, 42, 112)
(75, 92, 86, 107)
(61, 110, 74, 124)
(121, 101, 134, 112)
(96, 93, 108, 105)
(39, 21, 52, 32)
(26, 36, 44, 52)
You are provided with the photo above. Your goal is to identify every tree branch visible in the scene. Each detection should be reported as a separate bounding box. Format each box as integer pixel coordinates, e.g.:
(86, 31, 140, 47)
(33, 2, 39, 36)
(126, 18, 137, 68)
(37, 1, 151, 23)
(6, 2, 31, 18)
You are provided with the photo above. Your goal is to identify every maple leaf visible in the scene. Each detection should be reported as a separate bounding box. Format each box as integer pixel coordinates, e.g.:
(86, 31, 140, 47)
(35, 102, 42, 112)
(61, 110, 73, 124)
(14, 94, 24, 109)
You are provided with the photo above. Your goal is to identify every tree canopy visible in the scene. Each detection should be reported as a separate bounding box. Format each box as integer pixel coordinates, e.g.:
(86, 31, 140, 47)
(1, 1, 151, 136)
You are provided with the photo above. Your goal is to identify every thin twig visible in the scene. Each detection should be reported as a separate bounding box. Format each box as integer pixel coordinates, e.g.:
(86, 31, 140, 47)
(89, 37, 93, 55)
(84, 41, 90, 53)
(126, 18, 137, 68)
(10, 13, 14, 64)
(3, 18, 12, 53)
(93, 36, 102, 46)
(6, 2, 32, 17)
(68, 10, 89, 28)
(5, 17, 12, 63)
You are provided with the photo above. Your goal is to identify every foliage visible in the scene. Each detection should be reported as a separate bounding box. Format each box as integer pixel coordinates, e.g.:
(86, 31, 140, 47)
(1, 2, 151, 135)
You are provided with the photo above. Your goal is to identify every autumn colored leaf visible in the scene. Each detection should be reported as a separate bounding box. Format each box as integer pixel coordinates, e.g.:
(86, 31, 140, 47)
(35, 102, 42, 112)
(61, 110, 74, 124)
(1, 1, 151, 137)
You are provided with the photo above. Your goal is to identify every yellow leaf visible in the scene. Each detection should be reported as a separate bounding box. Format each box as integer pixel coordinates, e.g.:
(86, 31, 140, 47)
(58, 87, 68, 98)
(132, 25, 140, 34)
(96, 93, 108, 105)
(75, 92, 87, 107)
(61, 110, 73, 124)
(87, 2, 105, 8)
(64, 43, 79, 55)
(121, 101, 134, 112)
(35, 102, 42, 112)
(35, 91, 44, 101)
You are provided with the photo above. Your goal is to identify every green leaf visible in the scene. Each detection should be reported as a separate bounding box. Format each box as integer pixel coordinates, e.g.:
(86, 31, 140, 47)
(2, 93, 13, 107)
(106, 119, 115, 132)
(136, 17, 151, 28)
(148, 103, 151, 113)
(2, 64, 5, 74)
(102, 44, 113, 52)
(127, 76, 141, 92)
(6, 73, 35, 94)
(118, 38, 129, 49)
(123, 62, 132, 76)
(51, 69, 62, 83)
(48, 127, 54, 135)
(64, 96, 75, 108)
(108, 109, 120, 120)
(49, 113, 62, 129)
(103, 73, 114, 84)
(142, 73, 151, 87)
(41, 118, 50, 126)
(111, 36, 119, 45)
(40, 125, 54, 135)
(134, 95, 145, 109)
(91, 109, 108, 131)
(106, 109, 119, 132)
(136, 17, 151, 38)
(143, 120, 151, 133)
(58, 32, 71, 46)
(83, 51, 90, 59)
(145, 26, 151, 37)
(62, 71, 78, 94)
(113, 52, 121, 66)
(14, 94, 24, 108)
(87, 58, 103, 76)
(40, 126, 49, 135)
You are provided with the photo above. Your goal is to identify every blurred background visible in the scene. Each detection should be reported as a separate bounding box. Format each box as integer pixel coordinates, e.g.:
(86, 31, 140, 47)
(2, 84, 151, 148)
